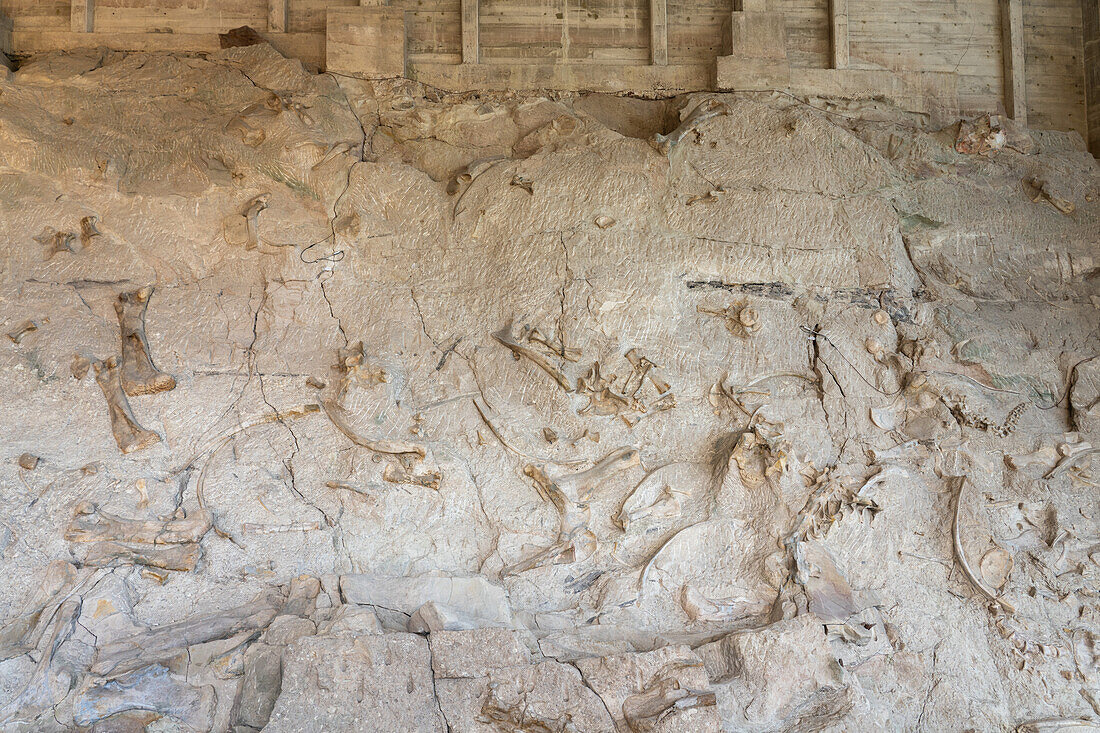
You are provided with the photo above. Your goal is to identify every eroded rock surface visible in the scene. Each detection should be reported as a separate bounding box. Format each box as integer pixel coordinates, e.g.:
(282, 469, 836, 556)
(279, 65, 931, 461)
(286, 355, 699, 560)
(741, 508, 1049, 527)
(0, 43, 1098, 731)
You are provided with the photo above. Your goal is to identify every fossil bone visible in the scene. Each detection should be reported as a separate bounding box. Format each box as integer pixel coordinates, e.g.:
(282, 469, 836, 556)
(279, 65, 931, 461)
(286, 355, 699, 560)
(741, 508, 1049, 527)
(92, 356, 162, 454)
(114, 286, 176, 395)
(66, 502, 211, 545)
(621, 676, 716, 732)
(503, 447, 639, 575)
(6, 319, 38, 344)
(73, 664, 216, 729)
(493, 320, 574, 392)
(79, 216, 101, 249)
(33, 227, 76, 258)
(653, 99, 729, 153)
(950, 476, 1015, 614)
(91, 589, 284, 676)
(17, 453, 39, 470)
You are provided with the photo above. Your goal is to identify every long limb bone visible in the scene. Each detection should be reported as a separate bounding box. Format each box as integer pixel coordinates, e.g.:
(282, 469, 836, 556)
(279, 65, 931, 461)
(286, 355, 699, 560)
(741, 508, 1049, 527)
(93, 357, 161, 453)
(503, 447, 638, 575)
(66, 501, 211, 545)
(493, 321, 574, 392)
(114, 286, 176, 395)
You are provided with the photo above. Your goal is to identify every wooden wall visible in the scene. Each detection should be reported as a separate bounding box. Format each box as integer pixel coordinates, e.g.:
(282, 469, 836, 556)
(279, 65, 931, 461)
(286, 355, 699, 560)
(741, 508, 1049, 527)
(0, 0, 1091, 140)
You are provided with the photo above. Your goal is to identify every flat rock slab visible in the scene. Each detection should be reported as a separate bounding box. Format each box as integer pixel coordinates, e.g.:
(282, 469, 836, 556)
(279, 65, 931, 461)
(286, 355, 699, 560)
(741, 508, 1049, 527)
(265, 633, 445, 733)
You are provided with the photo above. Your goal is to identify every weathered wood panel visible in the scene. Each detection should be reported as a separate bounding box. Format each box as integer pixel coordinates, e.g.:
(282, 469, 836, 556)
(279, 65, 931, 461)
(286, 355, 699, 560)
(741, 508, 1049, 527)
(1024, 0, 1085, 136)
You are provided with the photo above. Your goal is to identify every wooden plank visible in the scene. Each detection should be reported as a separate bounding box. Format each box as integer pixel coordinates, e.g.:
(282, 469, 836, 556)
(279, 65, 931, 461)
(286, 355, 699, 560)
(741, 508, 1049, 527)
(829, 0, 847, 68)
(462, 0, 477, 62)
(1000, 0, 1026, 123)
(71, 0, 93, 33)
(650, 0, 667, 64)
(326, 6, 406, 78)
(269, 0, 288, 32)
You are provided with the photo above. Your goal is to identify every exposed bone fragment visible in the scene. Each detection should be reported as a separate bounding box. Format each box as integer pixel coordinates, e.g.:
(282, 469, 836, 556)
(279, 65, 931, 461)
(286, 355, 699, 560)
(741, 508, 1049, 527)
(1016, 721, 1100, 732)
(33, 227, 76, 258)
(950, 476, 1015, 614)
(622, 676, 716, 732)
(66, 502, 212, 545)
(6, 320, 37, 344)
(242, 193, 269, 249)
(503, 447, 639, 575)
(82, 541, 201, 571)
(1044, 446, 1100, 480)
(980, 547, 1014, 590)
(73, 664, 216, 729)
(510, 174, 533, 194)
(698, 302, 761, 337)
(79, 216, 101, 249)
(91, 589, 284, 676)
(114, 286, 176, 395)
(0, 597, 80, 724)
(92, 356, 162, 453)
(382, 462, 442, 490)
(17, 453, 39, 470)
(1027, 178, 1076, 215)
(71, 354, 91, 379)
(653, 99, 729, 153)
(595, 215, 616, 229)
(241, 522, 322, 534)
(493, 321, 574, 392)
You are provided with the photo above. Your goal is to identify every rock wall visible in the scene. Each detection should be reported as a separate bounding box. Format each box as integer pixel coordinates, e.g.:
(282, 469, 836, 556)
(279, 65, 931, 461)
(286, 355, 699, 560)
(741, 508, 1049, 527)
(0, 44, 1098, 732)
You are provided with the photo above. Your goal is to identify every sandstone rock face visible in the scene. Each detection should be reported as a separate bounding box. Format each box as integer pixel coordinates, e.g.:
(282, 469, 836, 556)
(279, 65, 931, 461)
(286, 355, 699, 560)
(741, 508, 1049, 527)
(0, 43, 1098, 732)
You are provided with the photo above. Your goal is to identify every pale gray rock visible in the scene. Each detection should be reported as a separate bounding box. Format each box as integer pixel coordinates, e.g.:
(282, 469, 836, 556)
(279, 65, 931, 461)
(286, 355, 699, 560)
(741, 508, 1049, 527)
(73, 665, 215, 730)
(698, 615, 848, 731)
(428, 628, 532, 679)
(265, 633, 445, 732)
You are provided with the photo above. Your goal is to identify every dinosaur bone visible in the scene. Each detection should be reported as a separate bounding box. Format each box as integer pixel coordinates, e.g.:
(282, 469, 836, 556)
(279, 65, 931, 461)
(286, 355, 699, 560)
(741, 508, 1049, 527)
(66, 502, 211, 545)
(93, 356, 161, 453)
(114, 286, 176, 395)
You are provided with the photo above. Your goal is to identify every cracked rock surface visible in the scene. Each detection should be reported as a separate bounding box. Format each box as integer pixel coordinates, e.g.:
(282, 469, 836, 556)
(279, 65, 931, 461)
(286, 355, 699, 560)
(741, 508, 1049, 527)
(0, 43, 1098, 731)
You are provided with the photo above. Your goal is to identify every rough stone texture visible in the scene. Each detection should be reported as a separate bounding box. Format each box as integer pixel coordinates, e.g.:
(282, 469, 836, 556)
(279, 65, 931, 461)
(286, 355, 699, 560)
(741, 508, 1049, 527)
(0, 41, 1098, 732)
(265, 633, 445, 732)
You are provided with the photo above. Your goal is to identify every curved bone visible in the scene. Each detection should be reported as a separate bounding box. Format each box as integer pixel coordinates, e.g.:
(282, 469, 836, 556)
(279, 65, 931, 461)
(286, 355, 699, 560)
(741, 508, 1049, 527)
(950, 476, 1015, 614)
(93, 356, 161, 454)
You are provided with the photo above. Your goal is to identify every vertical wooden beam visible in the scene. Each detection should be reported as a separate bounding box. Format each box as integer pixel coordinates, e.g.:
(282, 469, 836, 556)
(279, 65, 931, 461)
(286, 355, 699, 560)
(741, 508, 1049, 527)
(650, 0, 668, 66)
(1084, 0, 1100, 154)
(830, 0, 848, 69)
(71, 0, 94, 33)
(462, 0, 478, 64)
(269, 0, 289, 33)
(1000, 0, 1027, 124)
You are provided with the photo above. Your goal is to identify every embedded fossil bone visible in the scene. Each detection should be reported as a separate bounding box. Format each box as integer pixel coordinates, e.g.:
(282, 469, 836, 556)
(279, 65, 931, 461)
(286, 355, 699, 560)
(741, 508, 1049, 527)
(493, 321, 574, 392)
(382, 462, 442, 490)
(503, 447, 639, 575)
(1044, 446, 1100, 480)
(653, 99, 729, 153)
(73, 664, 216, 729)
(79, 216, 101, 249)
(0, 596, 81, 725)
(17, 453, 39, 470)
(114, 286, 176, 395)
(950, 476, 1015, 614)
(621, 676, 716, 732)
(242, 522, 323, 534)
(91, 589, 284, 676)
(92, 356, 162, 454)
(81, 541, 201, 572)
(242, 193, 269, 250)
(6, 319, 37, 344)
(698, 302, 761, 337)
(33, 227, 76, 258)
(66, 502, 212, 545)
